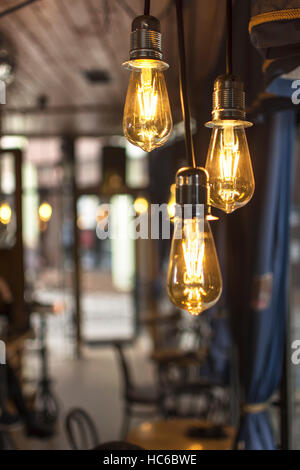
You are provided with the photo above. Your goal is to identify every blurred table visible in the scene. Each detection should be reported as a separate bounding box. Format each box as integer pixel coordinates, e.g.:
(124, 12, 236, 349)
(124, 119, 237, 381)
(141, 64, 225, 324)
(127, 419, 235, 450)
(151, 348, 207, 367)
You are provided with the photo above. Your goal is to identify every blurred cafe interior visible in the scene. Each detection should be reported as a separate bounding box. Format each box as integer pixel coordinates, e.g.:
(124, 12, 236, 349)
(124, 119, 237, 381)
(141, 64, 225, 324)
(0, 0, 300, 451)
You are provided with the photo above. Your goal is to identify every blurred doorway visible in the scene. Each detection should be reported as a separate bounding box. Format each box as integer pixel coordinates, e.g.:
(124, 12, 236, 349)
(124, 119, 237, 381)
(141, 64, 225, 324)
(77, 193, 136, 344)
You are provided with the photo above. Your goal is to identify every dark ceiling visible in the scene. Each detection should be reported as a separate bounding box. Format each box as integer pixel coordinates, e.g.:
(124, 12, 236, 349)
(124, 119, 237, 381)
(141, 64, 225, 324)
(0, 0, 226, 136)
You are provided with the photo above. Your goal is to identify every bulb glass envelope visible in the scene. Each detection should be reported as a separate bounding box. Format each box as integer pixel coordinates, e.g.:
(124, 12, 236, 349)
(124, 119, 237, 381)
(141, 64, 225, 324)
(205, 119, 255, 214)
(167, 211, 222, 316)
(123, 59, 172, 152)
(205, 73, 255, 214)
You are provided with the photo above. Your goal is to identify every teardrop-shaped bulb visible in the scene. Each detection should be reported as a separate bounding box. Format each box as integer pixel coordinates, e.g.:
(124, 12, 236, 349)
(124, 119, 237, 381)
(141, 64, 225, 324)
(167, 216, 222, 316)
(205, 123, 255, 213)
(123, 60, 172, 152)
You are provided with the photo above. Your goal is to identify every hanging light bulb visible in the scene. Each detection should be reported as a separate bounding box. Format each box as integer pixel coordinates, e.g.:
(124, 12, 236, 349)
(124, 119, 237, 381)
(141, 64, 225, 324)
(204, 1, 255, 214)
(167, 168, 222, 316)
(123, 15, 172, 152)
(205, 75, 254, 214)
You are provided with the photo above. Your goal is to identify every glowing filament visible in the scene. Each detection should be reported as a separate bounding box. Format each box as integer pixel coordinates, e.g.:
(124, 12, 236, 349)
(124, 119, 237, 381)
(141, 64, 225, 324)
(182, 230, 206, 312)
(137, 69, 158, 122)
(136, 69, 159, 145)
(219, 126, 240, 203)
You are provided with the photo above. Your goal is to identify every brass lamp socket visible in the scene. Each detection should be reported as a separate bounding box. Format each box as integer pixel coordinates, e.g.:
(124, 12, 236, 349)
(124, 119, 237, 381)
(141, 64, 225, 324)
(211, 74, 246, 121)
(175, 167, 209, 218)
(129, 15, 163, 61)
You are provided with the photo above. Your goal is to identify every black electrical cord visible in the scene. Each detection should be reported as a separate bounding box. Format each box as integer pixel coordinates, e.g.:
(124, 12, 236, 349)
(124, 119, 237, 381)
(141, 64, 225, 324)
(0, 0, 38, 19)
(144, 0, 150, 16)
(175, 0, 196, 168)
(226, 0, 233, 76)
(117, 0, 172, 21)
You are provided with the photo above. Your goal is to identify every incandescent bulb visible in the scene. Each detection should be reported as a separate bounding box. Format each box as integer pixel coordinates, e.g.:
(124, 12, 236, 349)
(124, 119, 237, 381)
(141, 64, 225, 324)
(123, 60, 172, 152)
(167, 215, 222, 316)
(205, 122, 254, 213)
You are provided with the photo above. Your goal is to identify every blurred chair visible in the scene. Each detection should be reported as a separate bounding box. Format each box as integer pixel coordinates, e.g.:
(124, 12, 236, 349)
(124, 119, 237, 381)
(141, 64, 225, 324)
(113, 343, 163, 438)
(32, 303, 60, 426)
(65, 408, 99, 450)
(148, 314, 230, 424)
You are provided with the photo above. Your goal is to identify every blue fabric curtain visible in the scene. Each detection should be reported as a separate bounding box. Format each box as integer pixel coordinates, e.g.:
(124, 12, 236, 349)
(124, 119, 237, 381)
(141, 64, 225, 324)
(194, 0, 296, 448)
(228, 110, 295, 450)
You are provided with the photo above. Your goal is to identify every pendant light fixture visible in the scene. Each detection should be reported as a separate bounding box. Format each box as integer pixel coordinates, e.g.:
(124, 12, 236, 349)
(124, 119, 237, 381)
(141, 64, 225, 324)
(205, 0, 255, 214)
(167, 167, 222, 316)
(122, 0, 173, 152)
(166, 0, 222, 316)
(121, 0, 254, 316)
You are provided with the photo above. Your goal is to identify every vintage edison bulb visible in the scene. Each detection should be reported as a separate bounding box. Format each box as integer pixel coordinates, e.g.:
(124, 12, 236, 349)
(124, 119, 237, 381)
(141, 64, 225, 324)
(205, 122, 254, 213)
(123, 59, 172, 152)
(167, 215, 222, 316)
